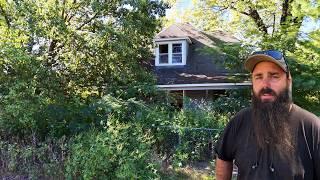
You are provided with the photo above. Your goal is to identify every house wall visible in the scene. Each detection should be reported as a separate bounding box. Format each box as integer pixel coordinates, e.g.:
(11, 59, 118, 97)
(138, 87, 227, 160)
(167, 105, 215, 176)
(187, 39, 230, 74)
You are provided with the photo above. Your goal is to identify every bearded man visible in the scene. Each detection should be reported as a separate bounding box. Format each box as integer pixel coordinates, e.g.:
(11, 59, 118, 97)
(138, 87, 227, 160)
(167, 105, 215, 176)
(214, 50, 320, 180)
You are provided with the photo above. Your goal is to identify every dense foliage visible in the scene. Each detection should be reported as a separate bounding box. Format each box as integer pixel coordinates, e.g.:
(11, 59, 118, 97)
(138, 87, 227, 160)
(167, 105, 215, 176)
(66, 119, 159, 179)
(0, 0, 171, 178)
(0, 0, 167, 139)
(0, 1, 236, 177)
(1, 0, 318, 178)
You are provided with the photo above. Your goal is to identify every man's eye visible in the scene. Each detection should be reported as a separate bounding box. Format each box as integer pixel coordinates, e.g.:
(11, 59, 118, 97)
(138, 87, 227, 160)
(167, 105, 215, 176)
(255, 76, 262, 80)
(272, 75, 280, 79)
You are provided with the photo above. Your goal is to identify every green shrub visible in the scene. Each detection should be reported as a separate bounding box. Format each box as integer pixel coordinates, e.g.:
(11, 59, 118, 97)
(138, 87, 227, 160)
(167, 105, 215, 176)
(147, 90, 250, 166)
(169, 110, 228, 166)
(65, 117, 160, 179)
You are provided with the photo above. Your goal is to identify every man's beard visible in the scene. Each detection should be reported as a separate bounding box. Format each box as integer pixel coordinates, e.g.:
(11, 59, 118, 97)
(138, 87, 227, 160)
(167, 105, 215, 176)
(252, 86, 295, 160)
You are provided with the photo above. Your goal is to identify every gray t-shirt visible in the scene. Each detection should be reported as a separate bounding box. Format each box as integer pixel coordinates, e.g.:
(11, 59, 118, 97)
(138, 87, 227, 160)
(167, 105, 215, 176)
(215, 104, 320, 180)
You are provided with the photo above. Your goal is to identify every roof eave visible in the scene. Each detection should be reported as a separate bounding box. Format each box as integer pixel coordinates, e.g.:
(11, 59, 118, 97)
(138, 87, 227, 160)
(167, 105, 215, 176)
(154, 37, 192, 44)
(156, 82, 252, 91)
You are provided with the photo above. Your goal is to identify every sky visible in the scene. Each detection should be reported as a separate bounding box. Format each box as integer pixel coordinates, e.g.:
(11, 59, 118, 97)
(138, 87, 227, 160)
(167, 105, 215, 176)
(174, 0, 193, 9)
(165, 0, 193, 18)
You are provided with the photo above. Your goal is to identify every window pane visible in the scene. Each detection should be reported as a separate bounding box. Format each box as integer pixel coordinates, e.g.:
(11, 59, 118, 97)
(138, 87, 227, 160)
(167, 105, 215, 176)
(160, 54, 168, 64)
(172, 43, 182, 53)
(172, 54, 182, 63)
(159, 44, 168, 53)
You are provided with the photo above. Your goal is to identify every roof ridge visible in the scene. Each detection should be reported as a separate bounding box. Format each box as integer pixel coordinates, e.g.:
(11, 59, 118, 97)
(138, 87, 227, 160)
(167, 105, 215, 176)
(155, 25, 170, 37)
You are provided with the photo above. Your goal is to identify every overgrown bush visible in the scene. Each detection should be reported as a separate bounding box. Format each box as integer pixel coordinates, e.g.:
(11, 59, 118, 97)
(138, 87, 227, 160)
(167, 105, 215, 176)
(0, 85, 251, 177)
(168, 109, 227, 167)
(65, 117, 160, 179)
(154, 90, 251, 167)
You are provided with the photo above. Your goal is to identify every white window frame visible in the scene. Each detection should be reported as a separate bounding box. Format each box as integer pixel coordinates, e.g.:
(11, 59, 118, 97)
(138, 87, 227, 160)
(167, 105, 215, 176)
(155, 40, 187, 66)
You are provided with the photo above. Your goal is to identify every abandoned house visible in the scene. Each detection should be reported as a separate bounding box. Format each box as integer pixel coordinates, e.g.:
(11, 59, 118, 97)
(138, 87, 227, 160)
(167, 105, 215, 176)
(150, 23, 251, 108)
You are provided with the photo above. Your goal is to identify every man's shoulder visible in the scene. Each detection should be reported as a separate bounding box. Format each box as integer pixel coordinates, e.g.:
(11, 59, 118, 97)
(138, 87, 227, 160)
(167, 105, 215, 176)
(291, 104, 320, 126)
(235, 107, 252, 118)
(228, 107, 252, 126)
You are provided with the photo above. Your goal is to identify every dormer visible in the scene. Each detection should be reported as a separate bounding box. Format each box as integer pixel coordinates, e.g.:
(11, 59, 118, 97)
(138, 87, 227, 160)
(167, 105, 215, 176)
(154, 24, 192, 67)
(154, 38, 191, 66)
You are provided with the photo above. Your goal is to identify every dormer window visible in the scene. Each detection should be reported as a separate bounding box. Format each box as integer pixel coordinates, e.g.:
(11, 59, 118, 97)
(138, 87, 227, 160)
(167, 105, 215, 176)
(159, 44, 169, 64)
(172, 43, 182, 63)
(155, 40, 188, 66)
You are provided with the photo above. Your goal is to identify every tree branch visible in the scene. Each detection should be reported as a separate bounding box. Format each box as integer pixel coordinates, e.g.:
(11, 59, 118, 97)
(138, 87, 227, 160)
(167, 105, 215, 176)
(48, 39, 57, 62)
(279, 0, 303, 37)
(66, 13, 75, 23)
(272, 13, 276, 37)
(280, 0, 291, 24)
(247, 8, 268, 34)
(65, 0, 79, 22)
(229, 5, 267, 34)
(76, 13, 98, 30)
(227, 5, 249, 16)
(61, 0, 66, 19)
(217, 6, 229, 12)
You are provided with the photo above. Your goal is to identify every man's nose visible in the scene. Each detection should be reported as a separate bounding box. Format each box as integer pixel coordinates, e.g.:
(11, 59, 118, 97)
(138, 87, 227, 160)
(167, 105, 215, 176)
(261, 78, 271, 88)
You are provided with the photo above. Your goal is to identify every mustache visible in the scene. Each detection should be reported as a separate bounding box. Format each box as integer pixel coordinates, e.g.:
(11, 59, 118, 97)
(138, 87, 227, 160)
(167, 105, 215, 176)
(259, 87, 277, 96)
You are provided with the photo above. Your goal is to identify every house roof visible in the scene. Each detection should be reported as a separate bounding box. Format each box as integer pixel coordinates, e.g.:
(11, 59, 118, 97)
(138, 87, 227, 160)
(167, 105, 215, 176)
(154, 24, 191, 43)
(155, 23, 238, 46)
(150, 23, 250, 89)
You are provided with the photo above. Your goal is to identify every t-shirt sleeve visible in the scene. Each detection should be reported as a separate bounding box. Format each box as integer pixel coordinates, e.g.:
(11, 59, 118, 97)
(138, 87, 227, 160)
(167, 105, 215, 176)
(311, 116, 320, 179)
(299, 107, 320, 179)
(214, 109, 246, 162)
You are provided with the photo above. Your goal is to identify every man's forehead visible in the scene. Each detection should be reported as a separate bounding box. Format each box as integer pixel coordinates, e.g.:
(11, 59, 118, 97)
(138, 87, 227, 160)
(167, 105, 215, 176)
(252, 61, 285, 74)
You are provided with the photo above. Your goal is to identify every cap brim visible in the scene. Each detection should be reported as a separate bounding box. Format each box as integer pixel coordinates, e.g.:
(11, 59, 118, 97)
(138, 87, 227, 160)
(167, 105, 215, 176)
(245, 54, 287, 72)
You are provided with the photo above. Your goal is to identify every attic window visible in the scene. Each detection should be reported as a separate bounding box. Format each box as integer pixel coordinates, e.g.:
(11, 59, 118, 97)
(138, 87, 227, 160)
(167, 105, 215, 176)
(172, 43, 182, 63)
(159, 44, 169, 64)
(156, 40, 187, 66)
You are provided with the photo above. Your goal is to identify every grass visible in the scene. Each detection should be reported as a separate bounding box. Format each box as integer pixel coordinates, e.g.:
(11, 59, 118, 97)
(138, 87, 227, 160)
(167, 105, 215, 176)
(159, 160, 238, 180)
(160, 167, 216, 180)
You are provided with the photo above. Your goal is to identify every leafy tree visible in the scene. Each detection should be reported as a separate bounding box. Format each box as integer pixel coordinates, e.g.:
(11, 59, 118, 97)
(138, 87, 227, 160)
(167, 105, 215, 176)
(0, 0, 168, 138)
(186, 0, 319, 47)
